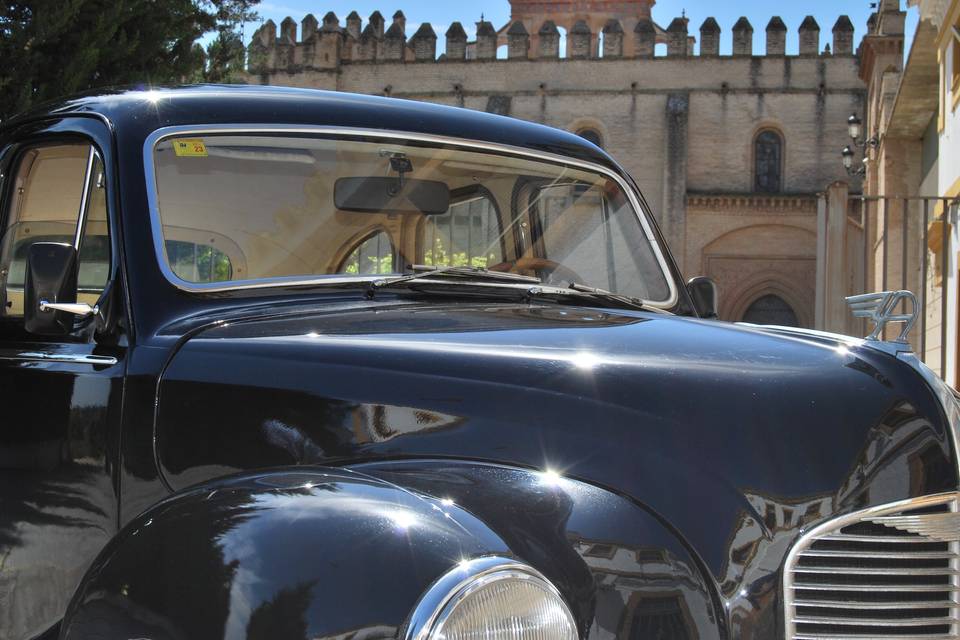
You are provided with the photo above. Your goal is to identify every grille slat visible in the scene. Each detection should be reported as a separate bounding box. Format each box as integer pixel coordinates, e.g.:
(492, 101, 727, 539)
(794, 600, 954, 609)
(785, 493, 960, 640)
(802, 550, 959, 560)
(794, 566, 958, 575)
(795, 616, 957, 626)
(794, 635, 958, 640)
(818, 534, 944, 544)
(792, 584, 960, 592)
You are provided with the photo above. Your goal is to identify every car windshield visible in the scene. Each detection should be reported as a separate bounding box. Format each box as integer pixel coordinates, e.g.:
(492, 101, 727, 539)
(150, 133, 673, 303)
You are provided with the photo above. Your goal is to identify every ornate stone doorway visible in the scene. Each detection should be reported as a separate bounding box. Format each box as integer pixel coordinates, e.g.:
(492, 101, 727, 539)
(742, 294, 800, 327)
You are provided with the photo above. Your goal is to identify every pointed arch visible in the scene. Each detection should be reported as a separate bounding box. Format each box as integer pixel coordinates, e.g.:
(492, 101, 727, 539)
(753, 128, 785, 193)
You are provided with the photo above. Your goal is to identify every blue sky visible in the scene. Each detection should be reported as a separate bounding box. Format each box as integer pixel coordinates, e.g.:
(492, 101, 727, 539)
(245, 0, 919, 57)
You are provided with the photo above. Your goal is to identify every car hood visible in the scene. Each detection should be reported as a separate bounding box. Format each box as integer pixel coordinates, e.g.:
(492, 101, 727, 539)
(155, 300, 956, 586)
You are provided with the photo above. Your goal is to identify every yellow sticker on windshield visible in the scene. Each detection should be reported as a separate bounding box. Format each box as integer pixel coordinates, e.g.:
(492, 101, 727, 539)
(173, 139, 208, 157)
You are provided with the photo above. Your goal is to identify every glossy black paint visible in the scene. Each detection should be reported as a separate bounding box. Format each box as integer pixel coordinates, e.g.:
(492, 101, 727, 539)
(62, 463, 723, 640)
(0, 116, 125, 640)
(0, 87, 956, 640)
(151, 299, 958, 634)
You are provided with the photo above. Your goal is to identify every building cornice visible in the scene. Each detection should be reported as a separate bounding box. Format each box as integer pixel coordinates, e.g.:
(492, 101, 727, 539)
(884, 18, 939, 138)
(687, 193, 818, 214)
(858, 34, 904, 82)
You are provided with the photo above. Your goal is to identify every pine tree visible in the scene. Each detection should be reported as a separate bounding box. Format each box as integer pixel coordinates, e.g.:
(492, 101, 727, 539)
(0, 0, 259, 120)
(204, 0, 259, 82)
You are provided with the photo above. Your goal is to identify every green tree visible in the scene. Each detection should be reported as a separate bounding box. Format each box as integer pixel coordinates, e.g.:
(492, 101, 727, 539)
(203, 30, 246, 83)
(204, 0, 257, 82)
(0, 0, 258, 121)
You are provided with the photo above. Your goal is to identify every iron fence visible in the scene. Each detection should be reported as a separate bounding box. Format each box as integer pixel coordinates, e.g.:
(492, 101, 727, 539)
(849, 195, 960, 379)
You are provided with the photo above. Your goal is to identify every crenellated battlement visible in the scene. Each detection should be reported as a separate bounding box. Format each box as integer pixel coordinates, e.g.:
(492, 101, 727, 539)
(246, 10, 858, 74)
(240, 0, 882, 331)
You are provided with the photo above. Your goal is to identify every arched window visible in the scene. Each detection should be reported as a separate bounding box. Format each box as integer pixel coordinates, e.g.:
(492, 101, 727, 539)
(577, 128, 603, 149)
(754, 129, 783, 193)
(339, 229, 395, 275)
(742, 294, 799, 327)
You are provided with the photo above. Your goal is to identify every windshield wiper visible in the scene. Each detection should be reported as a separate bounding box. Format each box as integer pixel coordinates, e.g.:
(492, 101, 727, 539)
(367, 265, 541, 296)
(366, 266, 647, 312)
(554, 282, 648, 311)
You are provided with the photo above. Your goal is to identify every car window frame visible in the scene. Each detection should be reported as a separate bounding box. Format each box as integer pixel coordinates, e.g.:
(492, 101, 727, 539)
(526, 177, 662, 297)
(336, 226, 397, 276)
(415, 184, 510, 269)
(143, 124, 680, 309)
(0, 135, 113, 336)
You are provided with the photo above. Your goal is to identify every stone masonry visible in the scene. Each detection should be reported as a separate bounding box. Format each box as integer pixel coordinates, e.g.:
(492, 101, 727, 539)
(245, 0, 868, 327)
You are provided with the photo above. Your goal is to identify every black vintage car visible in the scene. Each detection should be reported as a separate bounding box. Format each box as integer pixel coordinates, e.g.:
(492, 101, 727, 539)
(0, 85, 957, 640)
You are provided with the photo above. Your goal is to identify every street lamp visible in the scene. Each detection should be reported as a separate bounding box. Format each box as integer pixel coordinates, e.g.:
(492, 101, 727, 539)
(847, 114, 862, 140)
(840, 113, 877, 177)
(842, 145, 855, 170)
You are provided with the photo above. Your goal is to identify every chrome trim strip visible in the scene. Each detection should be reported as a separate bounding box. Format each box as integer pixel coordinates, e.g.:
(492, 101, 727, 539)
(0, 352, 118, 365)
(792, 565, 958, 575)
(790, 583, 960, 592)
(794, 635, 956, 640)
(73, 146, 97, 249)
(404, 556, 578, 640)
(794, 616, 957, 627)
(793, 600, 957, 610)
(783, 492, 960, 640)
(801, 549, 959, 559)
(142, 124, 679, 309)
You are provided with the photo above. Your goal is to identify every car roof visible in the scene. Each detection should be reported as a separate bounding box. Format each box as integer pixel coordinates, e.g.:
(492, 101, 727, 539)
(1, 84, 617, 170)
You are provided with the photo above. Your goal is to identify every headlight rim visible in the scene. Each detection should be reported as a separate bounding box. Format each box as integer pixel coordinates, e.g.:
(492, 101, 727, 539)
(404, 555, 578, 640)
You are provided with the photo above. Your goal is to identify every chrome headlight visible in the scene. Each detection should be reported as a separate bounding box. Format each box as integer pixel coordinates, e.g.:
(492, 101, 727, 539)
(406, 557, 578, 640)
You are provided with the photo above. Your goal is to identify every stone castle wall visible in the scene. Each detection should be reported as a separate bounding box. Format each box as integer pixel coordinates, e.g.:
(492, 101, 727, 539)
(244, 8, 868, 325)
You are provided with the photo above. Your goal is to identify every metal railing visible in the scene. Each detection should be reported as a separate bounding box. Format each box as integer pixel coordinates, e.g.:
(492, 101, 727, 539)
(850, 195, 960, 378)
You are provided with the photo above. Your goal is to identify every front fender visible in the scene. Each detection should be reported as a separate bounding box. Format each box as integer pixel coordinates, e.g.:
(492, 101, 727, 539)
(62, 462, 724, 640)
(60, 467, 509, 640)
(355, 460, 725, 640)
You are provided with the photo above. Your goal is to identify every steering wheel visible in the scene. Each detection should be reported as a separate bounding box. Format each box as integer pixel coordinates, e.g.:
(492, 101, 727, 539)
(491, 257, 584, 285)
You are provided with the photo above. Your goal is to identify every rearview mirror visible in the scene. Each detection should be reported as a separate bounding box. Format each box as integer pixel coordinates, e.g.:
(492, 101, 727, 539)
(687, 276, 719, 320)
(335, 177, 450, 215)
(24, 242, 79, 335)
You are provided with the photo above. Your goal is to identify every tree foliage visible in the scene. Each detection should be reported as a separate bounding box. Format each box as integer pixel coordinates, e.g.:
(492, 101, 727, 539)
(0, 0, 259, 120)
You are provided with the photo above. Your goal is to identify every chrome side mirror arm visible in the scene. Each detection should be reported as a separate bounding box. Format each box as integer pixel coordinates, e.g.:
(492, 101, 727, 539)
(39, 299, 98, 318)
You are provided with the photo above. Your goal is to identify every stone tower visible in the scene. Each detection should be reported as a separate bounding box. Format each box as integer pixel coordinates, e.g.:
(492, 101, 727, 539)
(505, 0, 661, 57)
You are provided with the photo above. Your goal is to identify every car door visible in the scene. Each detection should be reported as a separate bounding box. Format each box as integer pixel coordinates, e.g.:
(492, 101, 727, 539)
(0, 130, 125, 640)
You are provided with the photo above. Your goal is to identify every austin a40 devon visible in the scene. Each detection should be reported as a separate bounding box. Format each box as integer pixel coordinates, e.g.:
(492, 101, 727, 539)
(0, 86, 957, 640)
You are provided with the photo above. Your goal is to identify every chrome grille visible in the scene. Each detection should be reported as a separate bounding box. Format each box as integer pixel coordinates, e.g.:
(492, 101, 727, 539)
(785, 493, 960, 640)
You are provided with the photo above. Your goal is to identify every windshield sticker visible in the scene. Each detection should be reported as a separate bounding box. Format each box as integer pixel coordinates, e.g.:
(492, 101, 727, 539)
(173, 139, 208, 157)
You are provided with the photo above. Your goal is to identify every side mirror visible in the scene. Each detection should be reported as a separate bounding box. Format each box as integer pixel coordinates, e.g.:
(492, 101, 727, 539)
(24, 242, 80, 335)
(687, 276, 719, 320)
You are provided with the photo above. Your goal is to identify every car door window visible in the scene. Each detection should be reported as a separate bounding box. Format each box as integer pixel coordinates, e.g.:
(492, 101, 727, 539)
(77, 154, 110, 296)
(0, 143, 108, 319)
(421, 189, 504, 268)
(339, 229, 395, 275)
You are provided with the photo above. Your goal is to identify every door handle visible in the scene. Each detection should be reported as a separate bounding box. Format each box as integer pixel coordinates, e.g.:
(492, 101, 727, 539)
(38, 299, 98, 317)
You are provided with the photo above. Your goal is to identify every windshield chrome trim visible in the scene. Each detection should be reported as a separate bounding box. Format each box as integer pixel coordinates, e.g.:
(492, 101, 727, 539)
(143, 124, 679, 308)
